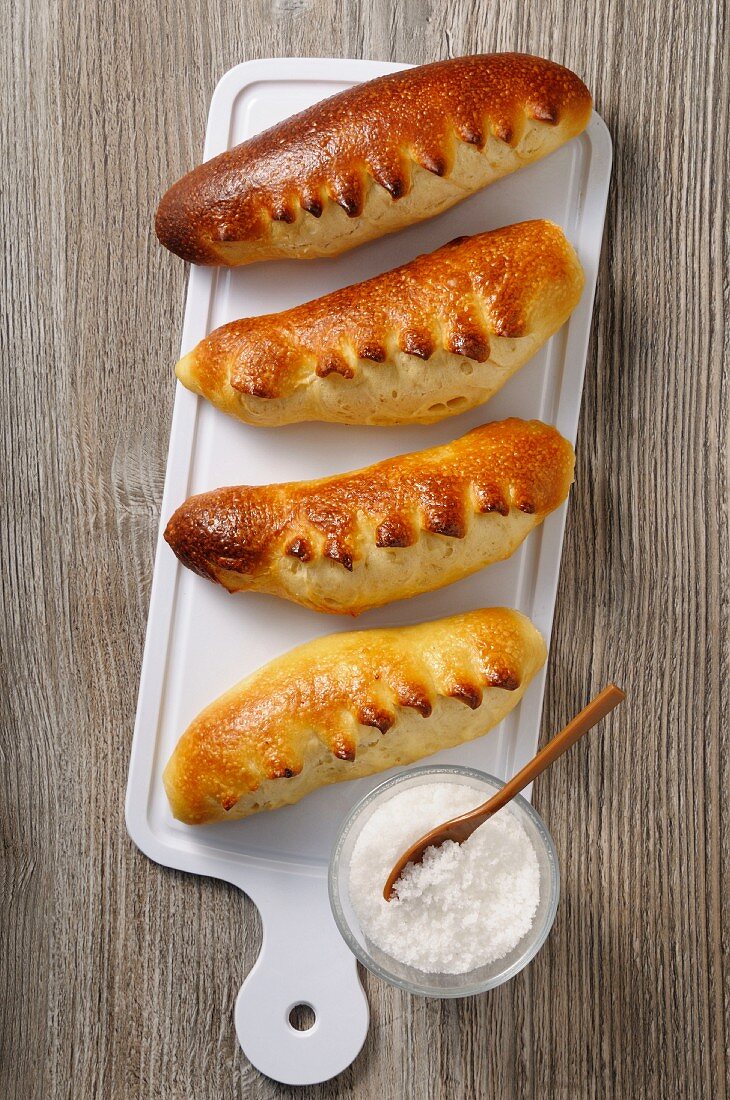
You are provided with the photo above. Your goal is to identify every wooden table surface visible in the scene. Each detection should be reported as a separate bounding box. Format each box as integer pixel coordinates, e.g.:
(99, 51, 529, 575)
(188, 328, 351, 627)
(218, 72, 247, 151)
(2, 1, 728, 1097)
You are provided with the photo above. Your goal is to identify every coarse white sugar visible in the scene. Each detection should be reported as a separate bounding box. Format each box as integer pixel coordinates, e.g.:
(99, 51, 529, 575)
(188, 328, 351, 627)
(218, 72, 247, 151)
(348, 781, 540, 975)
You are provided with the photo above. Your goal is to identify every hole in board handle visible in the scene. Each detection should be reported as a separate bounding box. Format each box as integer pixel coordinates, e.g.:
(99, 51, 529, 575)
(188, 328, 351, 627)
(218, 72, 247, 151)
(288, 1002, 316, 1032)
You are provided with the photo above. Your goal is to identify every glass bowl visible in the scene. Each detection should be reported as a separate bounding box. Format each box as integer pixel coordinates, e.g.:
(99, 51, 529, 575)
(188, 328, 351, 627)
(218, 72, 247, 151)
(328, 765, 560, 998)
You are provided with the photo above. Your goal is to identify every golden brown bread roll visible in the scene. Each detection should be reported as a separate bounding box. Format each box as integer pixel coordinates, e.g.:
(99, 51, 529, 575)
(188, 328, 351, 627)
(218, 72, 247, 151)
(156, 54, 592, 266)
(164, 418, 575, 615)
(163, 608, 547, 824)
(176, 220, 584, 426)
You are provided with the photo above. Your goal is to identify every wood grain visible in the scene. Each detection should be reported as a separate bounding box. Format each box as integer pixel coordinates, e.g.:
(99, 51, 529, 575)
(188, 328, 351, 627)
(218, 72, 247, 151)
(1, 1, 728, 1097)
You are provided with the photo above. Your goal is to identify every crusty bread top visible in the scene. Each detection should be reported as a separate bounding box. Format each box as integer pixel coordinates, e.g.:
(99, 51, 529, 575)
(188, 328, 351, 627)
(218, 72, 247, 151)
(184, 221, 583, 400)
(163, 607, 545, 823)
(164, 418, 575, 583)
(156, 54, 592, 264)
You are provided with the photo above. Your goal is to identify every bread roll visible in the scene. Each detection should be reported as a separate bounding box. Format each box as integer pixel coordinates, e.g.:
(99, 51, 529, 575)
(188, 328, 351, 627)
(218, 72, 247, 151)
(176, 220, 584, 426)
(164, 418, 575, 615)
(163, 608, 546, 824)
(156, 54, 592, 266)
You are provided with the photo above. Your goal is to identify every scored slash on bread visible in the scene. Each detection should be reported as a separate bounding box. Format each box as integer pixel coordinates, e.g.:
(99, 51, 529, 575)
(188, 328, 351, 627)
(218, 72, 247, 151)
(175, 220, 585, 426)
(156, 54, 592, 267)
(164, 418, 575, 615)
(162, 608, 547, 824)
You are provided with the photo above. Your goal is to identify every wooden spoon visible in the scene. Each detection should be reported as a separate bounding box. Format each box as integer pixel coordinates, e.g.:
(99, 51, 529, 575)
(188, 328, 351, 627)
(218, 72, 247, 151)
(383, 683, 625, 900)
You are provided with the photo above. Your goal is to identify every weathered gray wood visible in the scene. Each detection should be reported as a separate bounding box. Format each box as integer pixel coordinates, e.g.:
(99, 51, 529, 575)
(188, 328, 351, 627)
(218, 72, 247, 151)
(1, 0, 728, 1097)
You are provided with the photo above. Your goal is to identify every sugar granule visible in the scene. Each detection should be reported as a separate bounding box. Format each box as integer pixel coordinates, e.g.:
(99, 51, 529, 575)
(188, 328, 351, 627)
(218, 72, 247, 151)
(348, 782, 540, 975)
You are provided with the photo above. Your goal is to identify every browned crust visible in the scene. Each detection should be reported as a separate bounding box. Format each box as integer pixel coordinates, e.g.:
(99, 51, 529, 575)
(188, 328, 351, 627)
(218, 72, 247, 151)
(183, 221, 582, 401)
(164, 418, 575, 586)
(162, 608, 544, 823)
(156, 54, 592, 264)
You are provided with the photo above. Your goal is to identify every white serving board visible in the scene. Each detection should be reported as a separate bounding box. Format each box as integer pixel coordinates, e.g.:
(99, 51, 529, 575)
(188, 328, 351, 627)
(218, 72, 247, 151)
(126, 58, 612, 1086)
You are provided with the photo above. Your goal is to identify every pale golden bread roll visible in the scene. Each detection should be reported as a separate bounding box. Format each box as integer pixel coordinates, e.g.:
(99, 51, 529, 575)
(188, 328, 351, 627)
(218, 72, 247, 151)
(163, 608, 547, 824)
(176, 221, 584, 427)
(164, 419, 575, 615)
(156, 54, 592, 266)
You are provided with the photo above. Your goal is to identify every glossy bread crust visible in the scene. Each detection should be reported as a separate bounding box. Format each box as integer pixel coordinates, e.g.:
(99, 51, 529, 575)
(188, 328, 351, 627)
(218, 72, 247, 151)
(156, 54, 592, 266)
(163, 608, 547, 824)
(176, 221, 584, 426)
(164, 418, 575, 614)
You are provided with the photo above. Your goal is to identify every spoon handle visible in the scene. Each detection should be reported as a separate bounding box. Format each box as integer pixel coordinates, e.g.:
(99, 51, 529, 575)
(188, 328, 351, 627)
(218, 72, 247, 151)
(473, 682, 626, 819)
(384, 682, 625, 899)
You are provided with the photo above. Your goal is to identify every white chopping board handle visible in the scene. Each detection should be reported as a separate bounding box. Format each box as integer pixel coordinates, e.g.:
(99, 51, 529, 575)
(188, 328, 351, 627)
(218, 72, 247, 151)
(232, 868, 369, 1086)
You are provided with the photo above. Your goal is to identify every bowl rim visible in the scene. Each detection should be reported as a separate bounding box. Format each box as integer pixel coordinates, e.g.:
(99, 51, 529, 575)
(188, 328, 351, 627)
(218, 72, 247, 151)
(328, 763, 560, 998)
